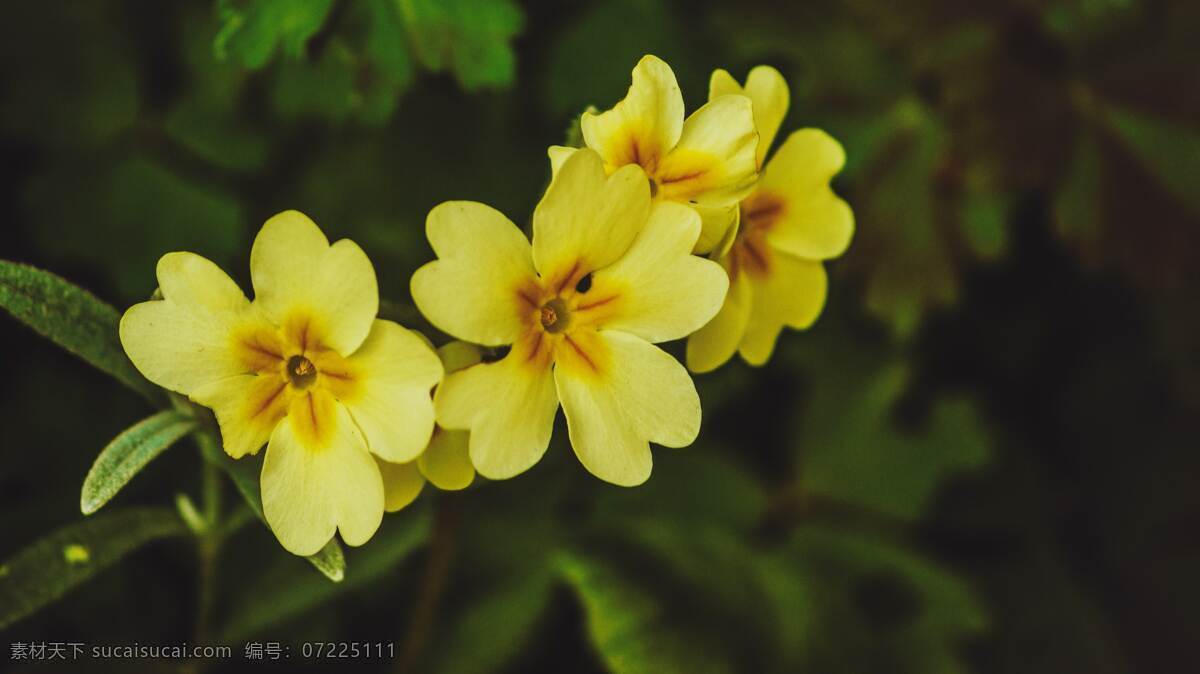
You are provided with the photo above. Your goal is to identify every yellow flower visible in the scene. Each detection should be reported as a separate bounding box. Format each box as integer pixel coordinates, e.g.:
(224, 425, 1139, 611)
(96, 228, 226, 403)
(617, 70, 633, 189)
(411, 149, 728, 486)
(373, 341, 480, 511)
(119, 211, 443, 555)
(548, 54, 759, 254)
(687, 67, 855, 373)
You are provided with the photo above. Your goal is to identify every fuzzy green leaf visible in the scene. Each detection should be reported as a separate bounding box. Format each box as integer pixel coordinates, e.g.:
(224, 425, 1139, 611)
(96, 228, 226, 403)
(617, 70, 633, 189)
(196, 433, 345, 582)
(0, 508, 187, 630)
(0, 260, 161, 403)
(81, 411, 198, 515)
(397, 0, 523, 90)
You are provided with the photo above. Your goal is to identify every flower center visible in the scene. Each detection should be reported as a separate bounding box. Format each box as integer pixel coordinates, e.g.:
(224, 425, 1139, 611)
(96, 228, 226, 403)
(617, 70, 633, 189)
(540, 298, 571, 334)
(287, 355, 318, 389)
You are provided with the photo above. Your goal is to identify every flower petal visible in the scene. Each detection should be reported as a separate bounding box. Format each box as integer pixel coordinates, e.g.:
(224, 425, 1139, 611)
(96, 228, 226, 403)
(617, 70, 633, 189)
(555, 330, 701, 486)
(340, 320, 442, 463)
(547, 145, 577, 180)
(119, 252, 250, 395)
(261, 400, 384, 555)
(250, 210, 378, 355)
(738, 252, 827, 365)
(581, 54, 684, 173)
(376, 457, 426, 512)
(532, 149, 650, 282)
(418, 430, 474, 491)
(411, 201, 536, 346)
(759, 129, 854, 260)
(690, 201, 739, 255)
(589, 201, 728, 343)
(711, 66, 789, 168)
(435, 348, 559, 480)
(686, 267, 751, 373)
(655, 94, 758, 206)
(191, 373, 290, 458)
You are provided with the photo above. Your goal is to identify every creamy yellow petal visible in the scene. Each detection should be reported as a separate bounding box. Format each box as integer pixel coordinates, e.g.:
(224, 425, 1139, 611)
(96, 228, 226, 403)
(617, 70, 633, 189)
(532, 149, 650, 283)
(435, 351, 559, 480)
(340, 320, 442, 463)
(437, 341, 483, 374)
(375, 457, 426, 512)
(119, 252, 250, 394)
(547, 145, 577, 181)
(261, 401, 384, 555)
(588, 202, 727, 343)
(555, 330, 700, 486)
(581, 54, 683, 173)
(738, 252, 827, 366)
(686, 268, 751, 373)
(747, 67, 791, 167)
(708, 68, 741, 99)
(191, 374, 290, 458)
(758, 129, 854, 260)
(250, 210, 378, 355)
(418, 430, 474, 491)
(655, 94, 758, 206)
(691, 201, 740, 255)
(411, 201, 536, 346)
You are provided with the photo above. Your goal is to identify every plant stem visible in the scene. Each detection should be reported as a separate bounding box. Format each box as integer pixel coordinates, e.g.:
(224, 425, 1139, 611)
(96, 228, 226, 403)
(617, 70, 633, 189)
(193, 433, 224, 648)
(395, 493, 461, 674)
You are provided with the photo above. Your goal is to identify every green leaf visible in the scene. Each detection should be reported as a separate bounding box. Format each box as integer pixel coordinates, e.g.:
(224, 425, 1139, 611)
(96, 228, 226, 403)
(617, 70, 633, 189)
(0, 508, 187, 630)
(1097, 102, 1200, 218)
(429, 569, 554, 674)
(1054, 131, 1105, 256)
(0, 260, 161, 403)
(860, 100, 959, 338)
(785, 324, 991, 521)
(196, 432, 345, 582)
(81, 411, 198, 515)
(789, 526, 987, 674)
(220, 508, 430, 641)
(397, 0, 524, 91)
(214, 0, 335, 68)
(557, 550, 736, 674)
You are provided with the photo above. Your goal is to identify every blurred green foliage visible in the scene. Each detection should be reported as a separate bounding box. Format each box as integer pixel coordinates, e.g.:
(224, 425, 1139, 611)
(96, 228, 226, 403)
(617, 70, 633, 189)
(2, 1, 1199, 673)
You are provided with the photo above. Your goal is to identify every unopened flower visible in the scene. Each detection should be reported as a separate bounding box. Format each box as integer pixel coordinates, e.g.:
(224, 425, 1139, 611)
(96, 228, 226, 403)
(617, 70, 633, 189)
(549, 55, 759, 254)
(687, 67, 854, 372)
(373, 341, 480, 511)
(120, 211, 443, 555)
(412, 149, 727, 486)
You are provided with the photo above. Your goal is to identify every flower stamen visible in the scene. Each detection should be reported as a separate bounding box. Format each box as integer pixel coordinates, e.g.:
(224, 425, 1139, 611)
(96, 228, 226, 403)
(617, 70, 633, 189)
(287, 354, 318, 389)
(540, 298, 571, 334)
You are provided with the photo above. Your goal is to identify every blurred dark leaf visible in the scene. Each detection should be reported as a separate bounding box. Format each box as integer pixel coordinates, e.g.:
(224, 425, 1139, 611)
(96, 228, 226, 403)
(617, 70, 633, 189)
(0, 260, 161, 403)
(214, 0, 336, 68)
(1054, 129, 1104, 260)
(80, 411, 197, 515)
(557, 550, 736, 674)
(22, 156, 245, 301)
(791, 526, 986, 674)
(0, 508, 187, 630)
(785, 323, 991, 521)
(428, 568, 554, 674)
(1096, 101, 1200, 218)
(399, 0, 523, 91)
(544, 0, 687, 118)
(0, 3, 137, 146)
(220, 507, 429, 641)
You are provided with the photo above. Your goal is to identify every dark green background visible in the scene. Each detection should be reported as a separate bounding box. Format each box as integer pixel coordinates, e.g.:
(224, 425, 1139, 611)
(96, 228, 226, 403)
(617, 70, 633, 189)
(2, 1, 1199, 672)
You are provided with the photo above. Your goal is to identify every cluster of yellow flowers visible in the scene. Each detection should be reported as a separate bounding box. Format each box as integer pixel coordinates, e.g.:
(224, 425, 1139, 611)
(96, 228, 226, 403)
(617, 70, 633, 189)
(119, 55, 853, 555)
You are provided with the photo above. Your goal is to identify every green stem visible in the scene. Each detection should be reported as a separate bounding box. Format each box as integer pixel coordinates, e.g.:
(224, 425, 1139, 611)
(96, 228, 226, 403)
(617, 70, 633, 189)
(193, 433, 225, 649)
(395, 494, 461, 674)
